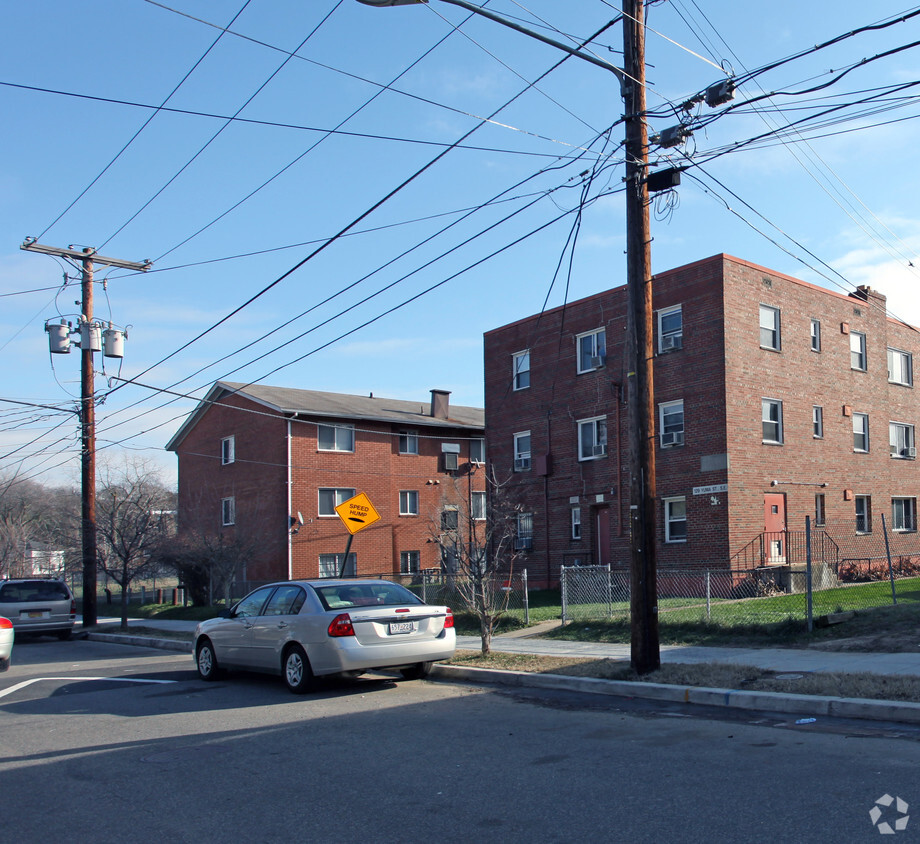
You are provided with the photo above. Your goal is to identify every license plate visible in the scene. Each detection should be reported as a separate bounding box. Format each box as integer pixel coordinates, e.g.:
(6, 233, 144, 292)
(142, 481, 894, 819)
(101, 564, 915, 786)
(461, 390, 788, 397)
(388, 621, 416, 635)
(27, 611, 46, 618)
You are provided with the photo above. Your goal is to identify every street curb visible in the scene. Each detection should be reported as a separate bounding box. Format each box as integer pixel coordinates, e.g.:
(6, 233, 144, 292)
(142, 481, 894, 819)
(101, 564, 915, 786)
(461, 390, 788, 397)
(86, 632, 193, 653)
(431, 664, 920, 725)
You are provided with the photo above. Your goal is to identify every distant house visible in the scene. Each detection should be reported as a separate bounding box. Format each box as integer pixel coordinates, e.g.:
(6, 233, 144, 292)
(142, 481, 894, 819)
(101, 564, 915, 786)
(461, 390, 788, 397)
(166, 382, 485, 590)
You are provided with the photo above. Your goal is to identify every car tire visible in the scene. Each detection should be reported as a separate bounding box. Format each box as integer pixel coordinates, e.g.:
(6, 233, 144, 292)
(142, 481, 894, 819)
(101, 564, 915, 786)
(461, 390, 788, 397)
(283, 644, 315, 694)
(0, 657, 9, 672)
(400, 661, 433, 681)
(56, 629, 72, 641)
(196, 638, 220, 681)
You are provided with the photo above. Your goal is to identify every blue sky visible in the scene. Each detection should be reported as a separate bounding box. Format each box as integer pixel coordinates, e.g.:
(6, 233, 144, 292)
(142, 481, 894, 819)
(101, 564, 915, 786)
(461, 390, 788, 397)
(2, 0, 920, 487)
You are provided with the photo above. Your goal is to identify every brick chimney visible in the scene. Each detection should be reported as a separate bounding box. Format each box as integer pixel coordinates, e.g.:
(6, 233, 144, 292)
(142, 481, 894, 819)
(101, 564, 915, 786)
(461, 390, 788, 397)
(430, 389, 451, 420)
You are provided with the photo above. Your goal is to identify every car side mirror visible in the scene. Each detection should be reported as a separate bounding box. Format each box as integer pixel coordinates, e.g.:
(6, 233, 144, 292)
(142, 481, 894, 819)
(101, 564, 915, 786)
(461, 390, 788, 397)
(219, 609, 232, 619)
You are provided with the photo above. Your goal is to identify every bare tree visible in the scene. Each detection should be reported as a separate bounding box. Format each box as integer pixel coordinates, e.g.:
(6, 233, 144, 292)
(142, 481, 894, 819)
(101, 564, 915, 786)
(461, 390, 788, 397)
(0, 472, 70, 578)
(430, 467, 523, 654)
(95, 459, 175, 629)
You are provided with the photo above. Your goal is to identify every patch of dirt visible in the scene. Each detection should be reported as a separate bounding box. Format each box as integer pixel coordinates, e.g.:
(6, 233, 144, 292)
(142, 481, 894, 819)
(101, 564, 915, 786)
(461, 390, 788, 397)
(807, 632, 920, 653)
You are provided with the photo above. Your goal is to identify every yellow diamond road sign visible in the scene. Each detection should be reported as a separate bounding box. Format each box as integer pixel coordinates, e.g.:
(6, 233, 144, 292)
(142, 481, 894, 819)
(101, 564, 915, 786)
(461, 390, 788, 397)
(335, 492, 381, 535)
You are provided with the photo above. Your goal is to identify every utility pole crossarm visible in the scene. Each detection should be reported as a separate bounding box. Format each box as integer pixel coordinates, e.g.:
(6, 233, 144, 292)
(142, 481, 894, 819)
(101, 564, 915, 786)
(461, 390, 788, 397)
(21, 238, 152, 272)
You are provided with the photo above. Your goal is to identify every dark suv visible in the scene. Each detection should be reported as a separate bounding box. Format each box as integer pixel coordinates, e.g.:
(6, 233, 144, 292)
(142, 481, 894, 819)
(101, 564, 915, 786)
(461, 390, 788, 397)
(0, 579, 76, 639)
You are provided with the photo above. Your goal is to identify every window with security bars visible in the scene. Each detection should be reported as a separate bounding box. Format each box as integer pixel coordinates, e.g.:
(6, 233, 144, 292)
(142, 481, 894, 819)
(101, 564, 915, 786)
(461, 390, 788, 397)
(319, 553, 355, 578)
(400, 550, 420, 574)
(515, 513, 533, 551)
(855, 495, 872, 534)
(892, 498, 917, 532)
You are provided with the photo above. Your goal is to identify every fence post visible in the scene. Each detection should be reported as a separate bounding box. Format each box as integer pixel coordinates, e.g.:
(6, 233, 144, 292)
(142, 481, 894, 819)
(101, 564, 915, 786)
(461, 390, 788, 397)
(705, 570, 711, 620)
(421, 571, 428, 604)
(881, 513, 898, 606)
(522, 569, 529, 625)
(805, 515, 813, 632)
(560, 565, 568, 625)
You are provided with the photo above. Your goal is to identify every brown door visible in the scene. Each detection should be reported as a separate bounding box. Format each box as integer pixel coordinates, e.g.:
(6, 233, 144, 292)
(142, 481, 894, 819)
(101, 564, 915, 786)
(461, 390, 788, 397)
(595, 507, 610, 566)
(763, 493, 786, 564)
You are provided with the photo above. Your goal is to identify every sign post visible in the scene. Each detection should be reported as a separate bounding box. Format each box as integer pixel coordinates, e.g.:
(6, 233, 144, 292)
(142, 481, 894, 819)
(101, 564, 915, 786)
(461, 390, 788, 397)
(334, 492, 381, 577)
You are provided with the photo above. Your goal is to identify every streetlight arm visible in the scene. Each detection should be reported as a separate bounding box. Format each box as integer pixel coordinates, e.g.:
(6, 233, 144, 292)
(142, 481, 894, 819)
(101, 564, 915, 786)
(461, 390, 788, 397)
(356, 0, 625, 89)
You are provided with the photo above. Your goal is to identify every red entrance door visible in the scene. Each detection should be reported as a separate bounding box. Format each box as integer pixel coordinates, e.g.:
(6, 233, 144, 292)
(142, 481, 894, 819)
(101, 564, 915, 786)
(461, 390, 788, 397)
(763, 493, 787, 564)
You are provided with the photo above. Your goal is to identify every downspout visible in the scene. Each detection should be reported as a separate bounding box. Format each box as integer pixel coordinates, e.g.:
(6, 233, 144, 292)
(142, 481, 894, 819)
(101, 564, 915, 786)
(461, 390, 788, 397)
(287, 418, 293, 581)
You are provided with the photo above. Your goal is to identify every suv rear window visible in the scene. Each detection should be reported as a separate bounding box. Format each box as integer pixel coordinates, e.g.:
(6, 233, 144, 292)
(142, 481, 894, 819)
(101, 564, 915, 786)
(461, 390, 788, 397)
(0, 582, 71, 602)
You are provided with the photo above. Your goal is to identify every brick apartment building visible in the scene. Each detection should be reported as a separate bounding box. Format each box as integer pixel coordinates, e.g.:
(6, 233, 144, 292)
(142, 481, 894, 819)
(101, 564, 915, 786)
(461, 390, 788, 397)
(166, 382, 485, 587)
(484, 253, 920, 587)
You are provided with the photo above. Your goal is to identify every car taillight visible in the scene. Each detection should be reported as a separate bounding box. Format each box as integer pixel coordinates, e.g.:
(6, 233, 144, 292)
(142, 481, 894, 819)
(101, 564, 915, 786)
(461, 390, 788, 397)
(444, 608, 454, 629)
(70, 600, 76, 615)
(0, 618, 12, 630)
(328, 613, 355, 638)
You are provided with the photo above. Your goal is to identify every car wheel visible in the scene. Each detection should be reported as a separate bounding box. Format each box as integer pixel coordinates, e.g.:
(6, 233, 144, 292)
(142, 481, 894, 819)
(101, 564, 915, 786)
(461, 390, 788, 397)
(56, 629, 72, 641)
(283, 644, 315, 694)
(196, 638, 220, 681)
(400, 661, 433, 681)
(0, 657, 9, 672)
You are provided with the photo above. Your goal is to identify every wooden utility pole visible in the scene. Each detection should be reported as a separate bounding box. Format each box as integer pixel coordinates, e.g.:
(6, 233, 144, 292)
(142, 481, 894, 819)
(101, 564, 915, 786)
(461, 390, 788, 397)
(622, 0, 660, 674)
(21, 239, 150, 628)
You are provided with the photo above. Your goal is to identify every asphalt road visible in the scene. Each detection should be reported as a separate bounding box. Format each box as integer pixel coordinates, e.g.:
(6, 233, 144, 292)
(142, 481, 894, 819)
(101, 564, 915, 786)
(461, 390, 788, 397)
(2, 636, 920, 843)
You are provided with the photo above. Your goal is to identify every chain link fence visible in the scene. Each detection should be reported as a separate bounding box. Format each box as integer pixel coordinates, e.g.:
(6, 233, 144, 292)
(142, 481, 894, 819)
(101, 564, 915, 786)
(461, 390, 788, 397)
(561, 516, 920, 629)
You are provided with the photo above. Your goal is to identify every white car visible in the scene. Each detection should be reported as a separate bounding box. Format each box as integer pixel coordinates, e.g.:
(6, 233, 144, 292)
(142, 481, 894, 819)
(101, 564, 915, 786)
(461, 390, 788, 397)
(194, 579, 456, 693)
(0, 617, 13, 672)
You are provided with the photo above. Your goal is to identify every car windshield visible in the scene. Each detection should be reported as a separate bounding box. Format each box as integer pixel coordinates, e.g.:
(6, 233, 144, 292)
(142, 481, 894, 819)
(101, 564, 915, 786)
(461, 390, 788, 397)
(314, 582, 424, 611)
(0, 581, 70, 602)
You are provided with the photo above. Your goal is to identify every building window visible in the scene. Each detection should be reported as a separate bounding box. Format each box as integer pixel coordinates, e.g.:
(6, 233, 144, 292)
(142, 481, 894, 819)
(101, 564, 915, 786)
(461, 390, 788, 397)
(810, 319, 821, 352)
(890, 422, 915, 459)
(515, 513, 533, 550)
(399, 490, 419, 516)
(892, 498, 917, 532)
(659, 400, 684, 448)
(853, 413, 869, 452)
(855, 495, 872, 534)
(850, 331, 867, 371)
(317, 423, 355, 452)
(577, 416, 607, 460)
(400, 550, 420, 574)
(815, 493, 826, 527)
(441, 507, 459, 532)
(888, 348, 913, 386)
(318, 487, 356, 517)
(221, 497, 235, 526)
(470, 438, 485, 464)
(658, 305, 682, 352)
(513, 431, 531, 471)
(471, 491, 486, 521)
(319, 553, 355, 578)
(813, 406, 823, 439)
(664, 497, 687, 543)
(759, 305, 781, 350)
(513, 350, 531, 390)
(762, 399, 783, 444)
(221, 436, 235, 465)
(571, 507, 581, 540)
(399, 430, 418, 454)
(576, 328, 606, 373)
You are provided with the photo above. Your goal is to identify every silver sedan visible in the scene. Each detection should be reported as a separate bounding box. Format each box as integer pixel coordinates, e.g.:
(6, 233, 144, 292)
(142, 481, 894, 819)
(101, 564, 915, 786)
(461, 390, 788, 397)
(193, 579, 456, 693)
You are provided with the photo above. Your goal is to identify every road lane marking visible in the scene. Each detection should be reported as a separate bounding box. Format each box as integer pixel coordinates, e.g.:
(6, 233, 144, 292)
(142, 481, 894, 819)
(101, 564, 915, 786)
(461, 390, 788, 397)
(0, 676, 176, 699)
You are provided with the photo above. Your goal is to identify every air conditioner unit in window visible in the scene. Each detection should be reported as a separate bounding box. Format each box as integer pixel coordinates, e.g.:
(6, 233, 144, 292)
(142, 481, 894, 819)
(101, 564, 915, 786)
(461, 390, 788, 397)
(661, 431, 684, 447)
(592, 444, 607, 456)
(590, 355, 606, 368)
(661, 334, 682, 351)
(514, 457, 531, 471)
(909, 447, 917, 458)
(443, 452, 459, 472)
(514, 537, 533, 551)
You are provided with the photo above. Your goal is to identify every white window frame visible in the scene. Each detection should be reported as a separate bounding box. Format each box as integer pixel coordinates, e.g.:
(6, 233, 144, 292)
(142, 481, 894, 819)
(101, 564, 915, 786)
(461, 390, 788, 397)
(317, 423, 355, 453)
(398, 430, 418, 455)
(513, 350, 531, 390)
(471, 491, 486, 521)
(441, 506, 459, 532)
(399, 490, 419, 516)
(762, 398, 783, 444)
(319, 553, 355, 578)
(400, 550, 420, 575)
(813, 405, 823, 439)
(853, 412, 869, 452)
(577, 416, 607, 461)
(659, 400, 684, 448)
(571, 507, 581, 540)
(513, 431, 531, 472)
(889, 421, 915, 459)
(815, 493, 826, 527)
(221, 436, 235, 466)
(855, 495, 872, 534)
(888, 347, 913, 386)
(810, 319, 821, 352)
(658, 305, 683, 352)
(759, 305, 781, 351)
(221, 496, 235, 526)
(576, 328, 606, 374)
(892, 498, 917, 533)
(318, 487, 356, 517)
(664, 497, 687, 543)
(470, 438, 485, 464)
(850, 330, 867, 371)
